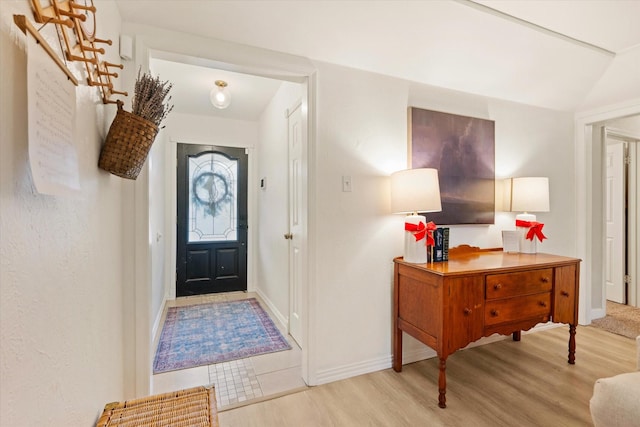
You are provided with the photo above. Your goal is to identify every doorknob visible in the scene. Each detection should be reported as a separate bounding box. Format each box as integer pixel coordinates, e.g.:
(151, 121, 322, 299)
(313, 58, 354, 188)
(284, 233, 293, 240)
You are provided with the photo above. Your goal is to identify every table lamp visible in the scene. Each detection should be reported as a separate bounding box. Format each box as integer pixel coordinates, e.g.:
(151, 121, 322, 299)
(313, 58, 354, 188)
(390, 168, 442, 263)
(510, 177, 549, 254)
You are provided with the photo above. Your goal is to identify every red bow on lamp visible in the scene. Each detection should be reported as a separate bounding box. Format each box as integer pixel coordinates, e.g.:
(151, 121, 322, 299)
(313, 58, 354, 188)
(516, 219, 547, 242)
(405, 220, 437, 246)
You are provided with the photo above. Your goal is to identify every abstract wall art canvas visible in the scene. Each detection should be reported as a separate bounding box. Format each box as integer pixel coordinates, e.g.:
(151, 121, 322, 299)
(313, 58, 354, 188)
(409, 107, 495, 225)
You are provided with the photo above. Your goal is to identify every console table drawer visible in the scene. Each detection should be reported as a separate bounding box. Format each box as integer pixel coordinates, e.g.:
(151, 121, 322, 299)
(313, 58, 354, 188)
(484, 293, 551, 326)
(486, 269, 553, 299)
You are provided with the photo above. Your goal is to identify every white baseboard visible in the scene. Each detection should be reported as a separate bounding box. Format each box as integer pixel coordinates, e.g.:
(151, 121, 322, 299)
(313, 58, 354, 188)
(589, 307, 607, 322)
(315, 355, 393, 385)
(314, 323, 561, 385)
(151, 297, 169, 346)
(255, 288, 288, 330)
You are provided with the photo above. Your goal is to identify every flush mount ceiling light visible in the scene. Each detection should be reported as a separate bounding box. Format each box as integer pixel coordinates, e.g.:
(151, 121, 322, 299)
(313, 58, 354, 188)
(210, 80, 231, 109)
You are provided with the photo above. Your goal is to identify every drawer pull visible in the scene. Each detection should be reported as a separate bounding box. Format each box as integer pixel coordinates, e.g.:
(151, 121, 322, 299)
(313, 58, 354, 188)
(541, 277, 550, 283)
(493, 283, 502, 290)
(463, 308, 472, 316)
(490, 309, 499, 317)
(561, 290, 570, 297)
(539, 301, 547, 307)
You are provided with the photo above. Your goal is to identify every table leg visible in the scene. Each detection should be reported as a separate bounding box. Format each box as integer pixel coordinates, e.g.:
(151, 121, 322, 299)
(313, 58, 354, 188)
(393, 326, 402, 372)
(438, 357, 447, 408)
(512, 331, 521, 341)
(393, 263, 402, 373)
(568, 324, 576, 364)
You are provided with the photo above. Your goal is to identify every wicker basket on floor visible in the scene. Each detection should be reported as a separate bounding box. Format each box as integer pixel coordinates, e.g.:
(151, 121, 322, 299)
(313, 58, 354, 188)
(98, 101, 159, 180)
(96, 385, 219, 427)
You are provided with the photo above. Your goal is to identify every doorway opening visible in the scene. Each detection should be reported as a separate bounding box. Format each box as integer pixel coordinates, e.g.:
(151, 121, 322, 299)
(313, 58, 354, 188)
(577, 107, 640, 328)
(142, 53, 311, 403)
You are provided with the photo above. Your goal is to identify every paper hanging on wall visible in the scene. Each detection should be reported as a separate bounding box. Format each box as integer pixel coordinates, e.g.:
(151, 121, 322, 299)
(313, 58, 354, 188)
(27, 35, 80, 195)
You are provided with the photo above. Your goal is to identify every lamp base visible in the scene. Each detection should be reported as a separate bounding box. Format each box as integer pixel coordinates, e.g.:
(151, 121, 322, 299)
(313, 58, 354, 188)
(403, 214, 428, 263)
(516, 213, 537, 254)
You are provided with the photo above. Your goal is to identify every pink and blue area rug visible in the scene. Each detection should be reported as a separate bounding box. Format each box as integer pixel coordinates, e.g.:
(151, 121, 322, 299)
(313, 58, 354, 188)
(153, 298, 291, 374)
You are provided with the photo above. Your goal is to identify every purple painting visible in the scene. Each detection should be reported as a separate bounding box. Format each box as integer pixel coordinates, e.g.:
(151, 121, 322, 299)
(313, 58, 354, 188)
(409, 107, 495, 225)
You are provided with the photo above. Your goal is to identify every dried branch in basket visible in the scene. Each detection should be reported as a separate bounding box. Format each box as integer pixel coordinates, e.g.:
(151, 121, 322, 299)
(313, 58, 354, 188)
(132, 68, 174, 128)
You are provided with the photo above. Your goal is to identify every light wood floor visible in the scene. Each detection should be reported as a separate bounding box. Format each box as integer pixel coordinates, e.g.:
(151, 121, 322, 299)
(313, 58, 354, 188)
(218, 326, 636, 427)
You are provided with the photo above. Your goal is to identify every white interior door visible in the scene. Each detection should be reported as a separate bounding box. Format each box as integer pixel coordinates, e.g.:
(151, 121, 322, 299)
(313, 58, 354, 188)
(288, 102, 303, 346)
(605, 140, 625, 303)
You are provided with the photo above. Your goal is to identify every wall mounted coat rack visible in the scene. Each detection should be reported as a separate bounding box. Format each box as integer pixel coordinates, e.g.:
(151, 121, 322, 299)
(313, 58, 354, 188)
(14, 0, 127, 104)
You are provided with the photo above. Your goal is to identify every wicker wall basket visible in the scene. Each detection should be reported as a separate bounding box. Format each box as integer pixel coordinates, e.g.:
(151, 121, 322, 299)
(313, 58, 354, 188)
(98, 101, 159, 180)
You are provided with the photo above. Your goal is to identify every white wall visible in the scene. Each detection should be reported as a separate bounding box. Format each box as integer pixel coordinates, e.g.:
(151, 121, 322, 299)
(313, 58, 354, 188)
(256, 82, 302, 323)
(0, 1, 129, 425)
(164, 113, 260, 148)
(311, 61, 575, 383)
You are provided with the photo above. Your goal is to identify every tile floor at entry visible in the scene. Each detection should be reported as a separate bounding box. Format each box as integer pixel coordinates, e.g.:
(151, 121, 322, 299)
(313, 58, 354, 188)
(151, 292, 306, 410)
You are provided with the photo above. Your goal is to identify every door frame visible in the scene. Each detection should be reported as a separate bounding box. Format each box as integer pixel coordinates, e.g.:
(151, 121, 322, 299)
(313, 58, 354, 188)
(575, 99, 640, 325)
(630, 141, 639, 308)
(631, 141, 639, 307)
(126, 30, 318, 397)
(167, 142, 256, 302)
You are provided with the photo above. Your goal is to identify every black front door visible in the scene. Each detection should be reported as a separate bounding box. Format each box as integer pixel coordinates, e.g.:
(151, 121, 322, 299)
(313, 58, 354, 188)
(176, 143, 248, 296)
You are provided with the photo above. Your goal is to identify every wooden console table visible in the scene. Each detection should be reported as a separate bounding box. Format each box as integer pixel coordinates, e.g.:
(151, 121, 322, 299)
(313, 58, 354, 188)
(392, 247, 580, 408)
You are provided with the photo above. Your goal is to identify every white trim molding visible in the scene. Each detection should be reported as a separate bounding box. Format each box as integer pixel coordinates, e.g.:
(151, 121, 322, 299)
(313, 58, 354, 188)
(574, 98, 640, 324)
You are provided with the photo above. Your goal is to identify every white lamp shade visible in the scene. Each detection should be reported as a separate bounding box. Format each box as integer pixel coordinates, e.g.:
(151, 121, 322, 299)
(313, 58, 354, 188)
(390, 168, 442, 214)
(510, 177, 550, 212)
(496, 178, 513, 212)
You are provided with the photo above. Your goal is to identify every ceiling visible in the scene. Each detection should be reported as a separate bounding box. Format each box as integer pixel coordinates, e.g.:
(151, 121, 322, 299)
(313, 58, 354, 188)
(149, 59, 285, 121)
(118, 0, 640, 117)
